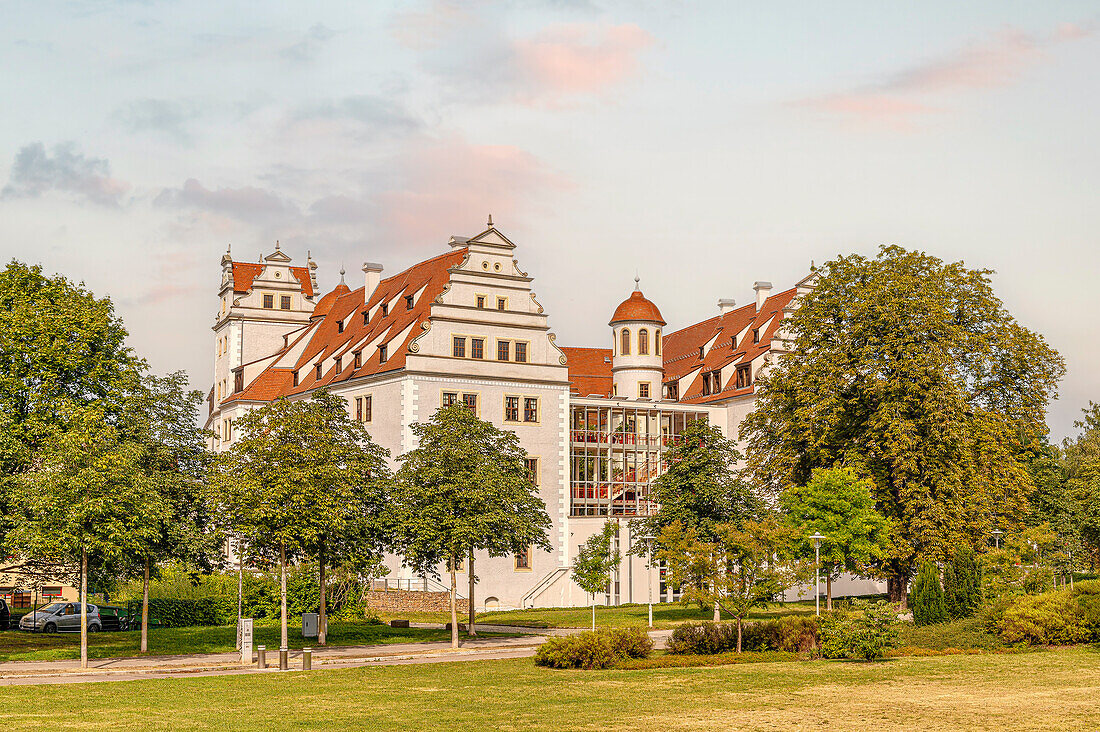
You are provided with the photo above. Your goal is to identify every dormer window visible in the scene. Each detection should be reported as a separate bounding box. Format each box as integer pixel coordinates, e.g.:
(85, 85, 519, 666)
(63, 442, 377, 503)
(335, 356, 341, 373)
(354, 351, 362, 369)
(405, 295, 414, 310)
(381, 303, 389, 317)
(665, 383, 678, 400)
(293, 370, 299, 387)
(736, 364, 752, 389)
(753, 328, 760, 344)
(698, 346, 705, 360)
(379, 344, 388, 363)
(337, 320, 344, 333)
(315, 363, 323, 381)
(363, 311, 369, 325)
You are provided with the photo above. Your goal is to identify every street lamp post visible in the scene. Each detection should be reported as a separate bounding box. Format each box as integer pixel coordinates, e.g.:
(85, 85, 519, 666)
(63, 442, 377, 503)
(992, 529, 1003, 550)
(639, 535, 655, 629)
(809, 532, 826, 617)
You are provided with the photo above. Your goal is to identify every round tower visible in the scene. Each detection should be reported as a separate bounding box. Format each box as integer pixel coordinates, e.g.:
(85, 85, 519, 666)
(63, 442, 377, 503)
(610, 277, 665, 400)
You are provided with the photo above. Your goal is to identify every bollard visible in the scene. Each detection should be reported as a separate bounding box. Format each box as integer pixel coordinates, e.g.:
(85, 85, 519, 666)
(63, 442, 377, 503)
(302, 647, 312, 671)
(279, 647, 288, 670)
(257, 645, 266, 669)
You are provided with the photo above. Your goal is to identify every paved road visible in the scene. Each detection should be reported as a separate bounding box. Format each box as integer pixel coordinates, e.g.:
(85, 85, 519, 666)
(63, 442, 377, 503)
(0, 626, 672, 687)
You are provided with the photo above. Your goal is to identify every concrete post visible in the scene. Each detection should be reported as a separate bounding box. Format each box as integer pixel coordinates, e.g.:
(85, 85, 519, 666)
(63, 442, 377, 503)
(257, 645, 266, 669)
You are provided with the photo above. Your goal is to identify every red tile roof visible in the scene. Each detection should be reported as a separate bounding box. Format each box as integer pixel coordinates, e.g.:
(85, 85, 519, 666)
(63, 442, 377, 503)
(231, 261, 315, 298)
(563, 287, 797, 404)
(223, 248, 466, 405)
(561, 347, 614, 397)
(610, 289, 665, 326)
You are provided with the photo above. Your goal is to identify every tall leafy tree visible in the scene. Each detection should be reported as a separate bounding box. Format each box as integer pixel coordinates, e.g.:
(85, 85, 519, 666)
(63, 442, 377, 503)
(1056, 403, 1100, 569)
(743, 246, 1063, 608)
(393, 404, 551, 649)
(780, 467, 892, 610)
(209, 391, 391, 650)
(571, 520, 621, 631)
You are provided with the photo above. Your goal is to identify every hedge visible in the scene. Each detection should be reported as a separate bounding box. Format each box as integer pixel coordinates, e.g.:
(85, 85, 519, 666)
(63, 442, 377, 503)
(124, 598, 234, 628)
(997, 580, 1100, 645)
(668, 617, 819, 655)
(534, 628, 653, 669)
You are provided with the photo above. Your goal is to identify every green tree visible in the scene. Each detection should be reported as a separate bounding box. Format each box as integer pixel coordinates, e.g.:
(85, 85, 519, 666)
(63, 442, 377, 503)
(572, 520, 621, 631)
(911, 561, 947, 626)
(7, 407, 169, 668)
(657, 517, 802, 652)
(780, 467, 892, 610)
(943, 546, 981, 619)
(392, 404, 551, 649)
(1057, 403, 1100, 570)
(743, 246, 1064, 608)
(209, 390, 392, 651)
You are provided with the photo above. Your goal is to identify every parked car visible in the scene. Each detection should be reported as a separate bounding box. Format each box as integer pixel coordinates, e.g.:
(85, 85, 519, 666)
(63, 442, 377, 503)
(18, 602, 101, 633)
(0, 598, 9, 630)
(96, 605, 130, 632)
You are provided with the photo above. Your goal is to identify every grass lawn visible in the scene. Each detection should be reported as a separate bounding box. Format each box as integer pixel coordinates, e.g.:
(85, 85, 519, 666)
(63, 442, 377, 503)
(0, 619, 454, 663)
(2, 648, 1100, 730)
(386, 599, 818, 628)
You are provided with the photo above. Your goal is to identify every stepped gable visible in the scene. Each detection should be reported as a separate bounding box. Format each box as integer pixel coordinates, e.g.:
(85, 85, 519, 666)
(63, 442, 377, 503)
(224, 247, 467, 404)
(561, 346, 614, 398)
(231, 261, 315, 297)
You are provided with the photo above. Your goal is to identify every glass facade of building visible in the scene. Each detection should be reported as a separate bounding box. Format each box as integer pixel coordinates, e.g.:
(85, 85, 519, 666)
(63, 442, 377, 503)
(569, 403, 709, 516)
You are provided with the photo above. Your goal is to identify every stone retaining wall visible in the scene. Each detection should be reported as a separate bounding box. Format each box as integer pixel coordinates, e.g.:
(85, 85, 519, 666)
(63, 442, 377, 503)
(364, 589, 469, 614)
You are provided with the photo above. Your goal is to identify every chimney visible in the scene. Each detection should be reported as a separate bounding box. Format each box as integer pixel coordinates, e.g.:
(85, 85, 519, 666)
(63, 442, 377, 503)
(718, 298, 737, 315)
(753, 281, 772, 311)
(363, 262, 383, 300)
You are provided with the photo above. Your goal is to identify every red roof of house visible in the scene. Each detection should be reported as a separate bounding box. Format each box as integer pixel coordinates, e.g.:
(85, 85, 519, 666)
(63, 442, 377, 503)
(563, 287, 797, 404)
(224, 248, 466, 405)
(610, 289, 665, 326)
(231, 261, 315, 298)
(561, 347, 614, 397)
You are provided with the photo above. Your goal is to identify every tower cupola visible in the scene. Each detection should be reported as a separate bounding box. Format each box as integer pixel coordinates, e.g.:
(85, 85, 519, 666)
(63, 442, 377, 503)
(610, 277, 665, 400)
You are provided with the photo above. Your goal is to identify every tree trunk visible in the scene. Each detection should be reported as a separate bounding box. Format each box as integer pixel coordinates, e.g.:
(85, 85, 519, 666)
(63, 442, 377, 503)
(737, 617, 743, 654)
(280, 543, 288, 651)
(826, 573, 833, 612)
(449, 559, 459, 650)
(80, 547, 88, 670)
(467, 550, 476, 637)
(141, 556, 150, 653)
(713, 590, 721, 622)
(591, 594, 596, 631)
(887, 574, 910, 612)
(318, 537, 327, 646)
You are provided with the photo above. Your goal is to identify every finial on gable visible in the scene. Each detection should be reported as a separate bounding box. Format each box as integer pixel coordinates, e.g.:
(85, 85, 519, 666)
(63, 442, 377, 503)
(275, 240, 281, 251)
(634, 274, 640, 291)
(339, 266, 346, 286)
(487, 213, 493, 228)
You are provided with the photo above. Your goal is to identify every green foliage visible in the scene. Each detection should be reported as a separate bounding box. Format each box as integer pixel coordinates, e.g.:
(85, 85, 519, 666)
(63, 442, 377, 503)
(912, 562, 947, 626)
(124, 598, 226, 628)
(743, 246, 1065, 594)
(533, 628, 652, 669)
(780, 467, 892, 582)
(897, 617, 1004, 651)
(943, 547, 981, 619)
(997, 581, 1100, 646)
(818, 600, 900, 661)
(631, 419, 762, 545)
(669, 617, 819, 655)
(572, 520, 620, 597)
(981, 525, 1060, 602)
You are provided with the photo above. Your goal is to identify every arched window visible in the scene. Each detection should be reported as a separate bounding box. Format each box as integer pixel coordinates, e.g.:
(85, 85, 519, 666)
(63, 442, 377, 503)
(620, 328, 631, 355)
(655, 330, 661, 356)
(638, 328, 649, 355)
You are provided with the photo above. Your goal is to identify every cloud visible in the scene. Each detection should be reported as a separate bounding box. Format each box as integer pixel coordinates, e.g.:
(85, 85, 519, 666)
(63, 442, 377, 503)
(1, 142, 129, 206)
(280, 23, 336, 62)
(393, 7, 654, 106)
(795, 23, 1093, 128)
(154, 178, 300, 224)
(287, 95, 422, 140)
(113, 98, 197, 142)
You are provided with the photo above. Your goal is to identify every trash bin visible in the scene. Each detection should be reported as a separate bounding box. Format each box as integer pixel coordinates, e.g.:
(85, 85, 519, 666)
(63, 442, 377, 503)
(302, 612, 318, 638)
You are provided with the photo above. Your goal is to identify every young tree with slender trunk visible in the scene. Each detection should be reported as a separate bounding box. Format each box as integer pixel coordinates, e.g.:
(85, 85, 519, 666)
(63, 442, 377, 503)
(393, 405, 551, 649)
(743, 246, 1063, 608)
(572, 520, 621, 630)
(210, 390, 392, 650)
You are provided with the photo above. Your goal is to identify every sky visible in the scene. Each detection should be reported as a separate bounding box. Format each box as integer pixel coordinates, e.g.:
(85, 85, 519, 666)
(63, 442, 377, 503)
(1, 1, 1097, 440)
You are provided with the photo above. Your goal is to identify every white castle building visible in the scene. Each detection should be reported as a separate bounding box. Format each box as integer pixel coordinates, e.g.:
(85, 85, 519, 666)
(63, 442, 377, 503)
(207, 220, 878, 609)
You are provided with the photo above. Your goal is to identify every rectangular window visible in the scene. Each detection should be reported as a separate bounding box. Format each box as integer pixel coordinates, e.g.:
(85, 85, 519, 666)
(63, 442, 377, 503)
(514, 342, 527, 363)
(13, 591, 31, 608)
(453, 336, 466, 358)
(736, 364, 751, 389)
(335, 356, 341, 373)
(42, 586, 62, 597)
(293, 371, 299, 387)
(665, 383, 678, 400)
(471, 338, 484, 359)
(234, 370, 244, 393)
(447, 556, 465, 573)
(524, 457, 539, 486)
(638, 382, 650, 399)
(476, 295, 486, 309)
(363, 311, 370, 325)
(497, 340, 510, 361)
(364, 395, 372, 422)
(524, 397, 538, 423)
(505, 396, 520, 422)
(405, 295, 414, 310)
(281, 295, 291, 310)
(354, 351, 362, 369)
(442, 392, 458, 408)
(753, 328, 760, 344)
(463, 393, 478, 414)
(379, 344, 387, 363)
(514, 546, 532, 571)
(337, 320, 344, 333)
(497, 297, 506, 311)
(356, 397, 363, 422)
(263, 293, 274, 309)
(315, 363, 323, 381)
(381, 303, 389, 317)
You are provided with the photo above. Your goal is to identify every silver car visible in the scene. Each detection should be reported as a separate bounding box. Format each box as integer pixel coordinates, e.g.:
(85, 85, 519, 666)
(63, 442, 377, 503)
(18, 602, 101, 633)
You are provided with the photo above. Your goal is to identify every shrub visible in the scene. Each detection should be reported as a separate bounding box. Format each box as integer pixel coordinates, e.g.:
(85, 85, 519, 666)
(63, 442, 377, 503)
(606, 627, 653, 659)
(819, 600, 899, 661)
(944, 547, 981, 619)
(741, 616, 819, 653)
(668, 622, 738, 655)
(124, 598, 229, 628)
(534, 632, 618, 669)
(998, 590, 1085, 645)
(911, 562, 947, 626)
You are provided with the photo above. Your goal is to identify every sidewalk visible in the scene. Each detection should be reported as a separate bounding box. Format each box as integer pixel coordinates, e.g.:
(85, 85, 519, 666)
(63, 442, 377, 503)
(0, 625, 672, 686)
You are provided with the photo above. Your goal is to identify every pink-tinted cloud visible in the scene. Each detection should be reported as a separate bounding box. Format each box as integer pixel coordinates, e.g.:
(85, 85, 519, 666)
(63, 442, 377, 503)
(513, 23, 654, 100)
(796, 23, 1093, 128)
